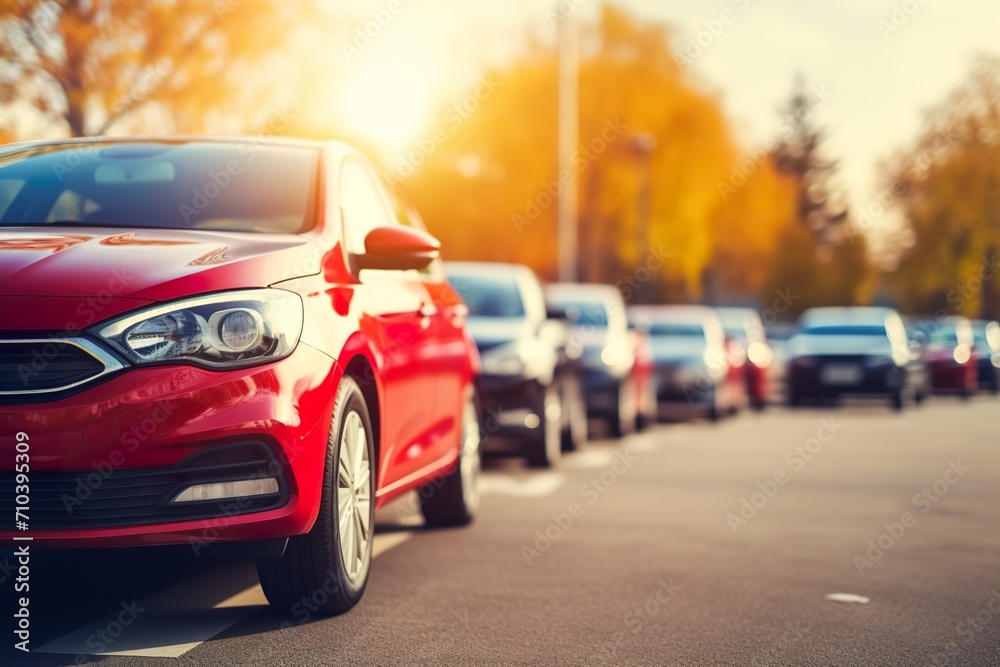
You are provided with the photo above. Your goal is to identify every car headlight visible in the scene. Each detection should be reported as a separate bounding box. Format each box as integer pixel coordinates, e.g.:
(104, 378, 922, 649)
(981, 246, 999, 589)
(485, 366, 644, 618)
(92, 289, 303, 369)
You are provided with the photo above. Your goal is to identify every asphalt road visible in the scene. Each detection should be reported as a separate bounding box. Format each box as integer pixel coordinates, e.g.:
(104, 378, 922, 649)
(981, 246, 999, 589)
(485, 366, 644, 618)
(4, 396, 1000, 666)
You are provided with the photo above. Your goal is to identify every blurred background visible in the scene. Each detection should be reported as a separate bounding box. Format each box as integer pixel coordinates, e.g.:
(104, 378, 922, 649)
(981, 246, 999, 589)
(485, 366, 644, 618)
(2, 0, 1000, 319)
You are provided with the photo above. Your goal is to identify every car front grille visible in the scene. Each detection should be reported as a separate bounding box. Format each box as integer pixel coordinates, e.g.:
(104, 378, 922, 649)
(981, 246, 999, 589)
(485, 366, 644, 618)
(0, 442, 288, 530)
(0, 338, 124, 396)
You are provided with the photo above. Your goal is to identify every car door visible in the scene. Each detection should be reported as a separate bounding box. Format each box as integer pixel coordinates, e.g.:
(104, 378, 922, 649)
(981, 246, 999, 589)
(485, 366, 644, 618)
(339, 159, 444, 489)
(384, 193, 469, 467)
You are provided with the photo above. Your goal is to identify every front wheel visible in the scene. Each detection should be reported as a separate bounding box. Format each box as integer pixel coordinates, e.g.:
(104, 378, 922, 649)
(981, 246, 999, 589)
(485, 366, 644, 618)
(608, 379, 637, 438)
(420, 389, 481, 527)
(527, 382, 562, 468)
(560, 377, 588, 453)
(257, 376, 374, 616)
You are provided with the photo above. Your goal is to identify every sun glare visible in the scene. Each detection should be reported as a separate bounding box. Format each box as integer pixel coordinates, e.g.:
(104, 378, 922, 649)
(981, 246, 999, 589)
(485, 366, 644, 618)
(335, 58, 436, 158)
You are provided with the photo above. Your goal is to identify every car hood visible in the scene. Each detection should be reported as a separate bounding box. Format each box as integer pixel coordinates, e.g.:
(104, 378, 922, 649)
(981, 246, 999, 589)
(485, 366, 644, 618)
(789, 334, 893, 357)
(464, 317, 534, 349)
(0, 227, 322, 300)
(649, 337, 707, 364)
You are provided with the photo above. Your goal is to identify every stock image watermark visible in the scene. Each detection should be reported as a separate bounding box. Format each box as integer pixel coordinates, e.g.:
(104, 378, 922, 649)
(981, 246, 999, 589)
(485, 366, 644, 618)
(673, 0, 754, 68)
(726, 417, 844, 534)
(384, 75, 502, 186)
(179, 107, 295, 224)
(853, 459, 969, 575)
(340, 0, 406, 63)
(512, 116, 628, 233)
(878, 0, 929, 40)
(717, 84, 833, 202)
(12, 431, 32, 652)
(520, 445, 638, 566)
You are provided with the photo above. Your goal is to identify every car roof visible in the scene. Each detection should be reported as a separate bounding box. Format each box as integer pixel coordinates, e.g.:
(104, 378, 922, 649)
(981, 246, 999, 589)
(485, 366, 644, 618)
(444, 261, 537, 280)
(544, 282, 621, 301)
(800, 307, 898, 326)
(0, 135, 327, 154)
(628, 305, 717, 323)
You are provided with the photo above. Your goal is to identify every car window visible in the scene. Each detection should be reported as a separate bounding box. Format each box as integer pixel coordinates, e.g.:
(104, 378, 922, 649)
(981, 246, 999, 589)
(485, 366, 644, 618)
(447, 272, 525, 317)
(649, 323, 706, 338)
(339, 159, 395, 255)
(0, 142, 318, 233)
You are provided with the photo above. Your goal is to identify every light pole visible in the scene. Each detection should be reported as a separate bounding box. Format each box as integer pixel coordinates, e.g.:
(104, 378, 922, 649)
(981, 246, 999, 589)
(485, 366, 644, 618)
(625, 133, 657, 300)
(557, 8, 579, 283)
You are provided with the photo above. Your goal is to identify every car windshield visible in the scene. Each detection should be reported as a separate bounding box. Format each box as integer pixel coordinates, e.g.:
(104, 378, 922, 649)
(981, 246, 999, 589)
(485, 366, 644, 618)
(448, 274, 525, 318)
(801, 325, 887, 336)
(553, 300, 609, 327)
(648, 322, 706, 339)
(929, 328, 959, 345)
(0, 141, 318, 234)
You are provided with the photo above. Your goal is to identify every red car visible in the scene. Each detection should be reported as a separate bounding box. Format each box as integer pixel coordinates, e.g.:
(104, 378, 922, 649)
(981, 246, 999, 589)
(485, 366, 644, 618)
(0, 137, 482, 615)
(923, 317, 978, 397)
(716, 307, 772, 410)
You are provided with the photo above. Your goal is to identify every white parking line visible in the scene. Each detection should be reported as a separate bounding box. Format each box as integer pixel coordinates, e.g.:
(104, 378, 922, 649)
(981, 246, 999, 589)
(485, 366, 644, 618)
(479, 471, 566, 497)
(36, 531, 413, 659)
(560, 448, 617, 469)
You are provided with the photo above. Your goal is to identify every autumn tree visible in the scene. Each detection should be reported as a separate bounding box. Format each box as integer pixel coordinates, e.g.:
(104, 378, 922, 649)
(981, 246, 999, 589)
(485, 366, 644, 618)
(888, 57, 1000, 319)
(403, 4, 760, 303)
(0, 0, 315, 137)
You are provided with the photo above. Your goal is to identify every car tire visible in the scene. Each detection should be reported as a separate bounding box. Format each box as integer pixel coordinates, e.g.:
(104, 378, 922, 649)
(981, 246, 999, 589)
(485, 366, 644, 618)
(527, 382, 562, 468)
(635, 379, 657, 431)
(609, 379, 637, 438)
(706, 387, 721, 422)
(560, 377, 587, 453)
(420, 388, 481, 527)
(890, 388, 905, 411)
(257, 376, 374, 616)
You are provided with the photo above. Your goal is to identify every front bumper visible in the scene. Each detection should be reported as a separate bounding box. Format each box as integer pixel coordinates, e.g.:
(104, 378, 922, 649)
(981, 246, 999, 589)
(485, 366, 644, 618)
(789, 358, 902, 398)
(0, 343, 340, 549)
(478, 374, 545, 446)
(928, 359, 972, 391)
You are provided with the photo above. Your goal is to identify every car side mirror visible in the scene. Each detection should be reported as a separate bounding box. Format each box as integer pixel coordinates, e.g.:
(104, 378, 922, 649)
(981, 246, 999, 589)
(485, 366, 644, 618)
(349, 226, 441, 273)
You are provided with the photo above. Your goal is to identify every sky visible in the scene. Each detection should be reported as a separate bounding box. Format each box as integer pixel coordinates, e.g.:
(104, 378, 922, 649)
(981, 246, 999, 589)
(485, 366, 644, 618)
(319, 0, 1000, 229)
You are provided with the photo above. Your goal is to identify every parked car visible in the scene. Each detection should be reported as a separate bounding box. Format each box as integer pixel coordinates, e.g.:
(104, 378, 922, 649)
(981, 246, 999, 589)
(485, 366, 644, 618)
(716, 307, 772, 410)
(628, 305, 741, 421)
(544, 284, 654, 436)
(972, 320, 1000, 393)
(922, 317, 978, 397)
(764, 321, 797, 404)
(443, 262, 587, 467)
(787, 307, 918, 409)
(0, 137, 482, 616)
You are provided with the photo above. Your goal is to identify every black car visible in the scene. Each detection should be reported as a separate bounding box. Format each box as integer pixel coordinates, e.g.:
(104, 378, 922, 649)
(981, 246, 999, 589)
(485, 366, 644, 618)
(544, 283, 653, 437)
(787, 307, 919, 410)
(972, 320, 1000, 393)
(445, 262, 587, 467)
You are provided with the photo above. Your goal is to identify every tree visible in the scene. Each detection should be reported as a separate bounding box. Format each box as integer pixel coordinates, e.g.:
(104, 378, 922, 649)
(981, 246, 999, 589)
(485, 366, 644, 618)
(888, 57, 1000, 319)
(0, 0, 313, 137)
(403, 4, 766, 303)
(770, 77, 848, 245)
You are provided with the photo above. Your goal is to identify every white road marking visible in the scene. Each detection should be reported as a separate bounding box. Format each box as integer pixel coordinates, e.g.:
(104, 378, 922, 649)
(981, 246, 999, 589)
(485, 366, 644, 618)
(37, 531, 414, 659)
(825, 593, 870, 604)
(373, 531, 412, 557)
(480, 472, 566, 497)
(560, 448, 617, 469)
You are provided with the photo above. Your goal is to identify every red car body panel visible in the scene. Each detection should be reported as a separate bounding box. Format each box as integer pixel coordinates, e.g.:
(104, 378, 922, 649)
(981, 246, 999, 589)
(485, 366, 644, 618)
(924, 349, 978, 392)
(0, 138, 479, 549)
